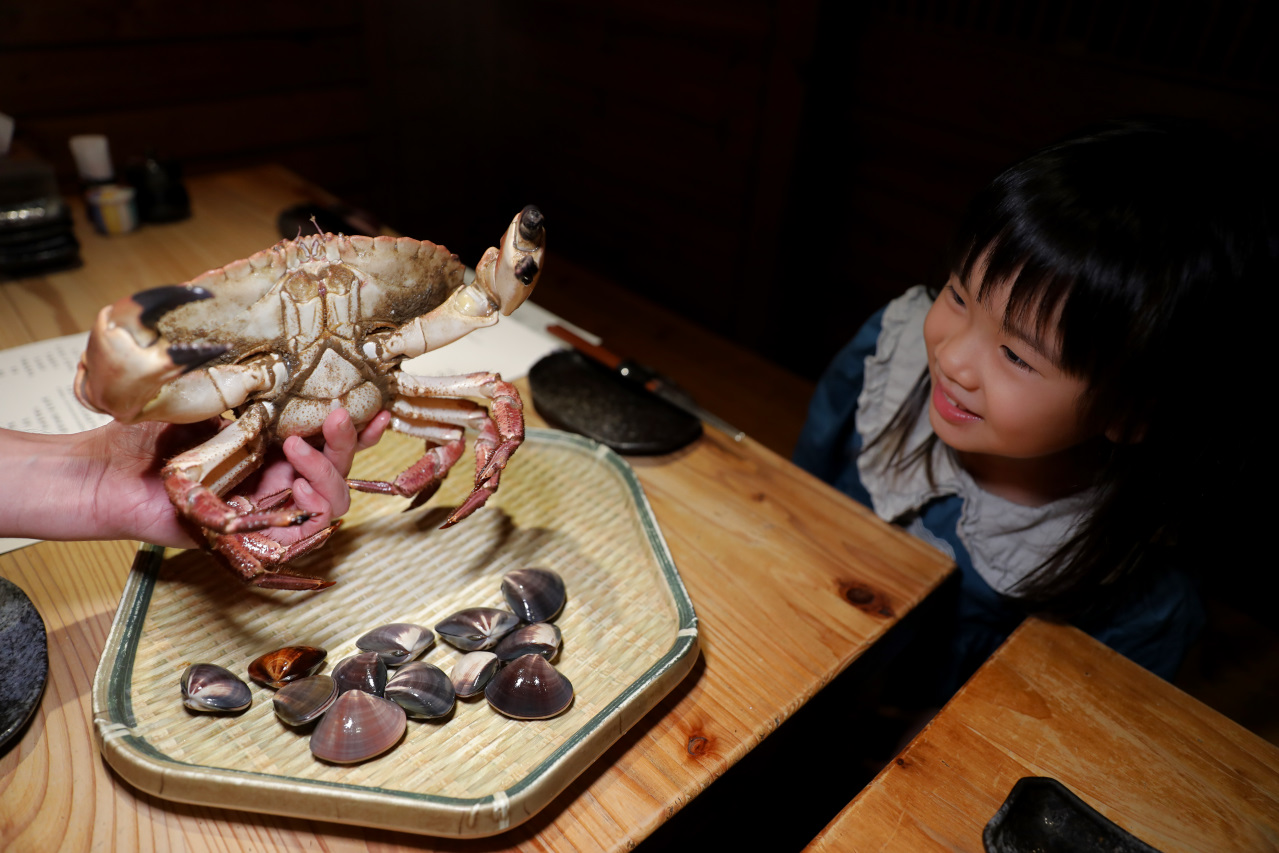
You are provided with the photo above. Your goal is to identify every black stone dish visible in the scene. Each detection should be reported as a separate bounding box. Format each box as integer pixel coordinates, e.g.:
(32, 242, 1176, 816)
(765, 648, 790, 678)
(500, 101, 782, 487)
(983, 777, 1162, 853)
(528, 349, 702, 455)
(0, 576, 49, 754)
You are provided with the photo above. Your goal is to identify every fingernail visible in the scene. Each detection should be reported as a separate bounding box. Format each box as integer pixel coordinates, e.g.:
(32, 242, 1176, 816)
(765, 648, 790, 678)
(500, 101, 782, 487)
(291, 436, 314, 456)
(295, 480, 313, 498)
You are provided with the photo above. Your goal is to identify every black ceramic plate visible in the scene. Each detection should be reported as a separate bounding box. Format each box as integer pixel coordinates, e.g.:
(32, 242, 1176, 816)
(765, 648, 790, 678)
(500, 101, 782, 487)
(0, 576, 48, 753)
(984, 777, 1162, 853)
(529, 350, 703, 455)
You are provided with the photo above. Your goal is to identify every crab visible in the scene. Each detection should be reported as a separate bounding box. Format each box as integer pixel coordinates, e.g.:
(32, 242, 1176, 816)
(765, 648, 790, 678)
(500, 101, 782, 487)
(74, 206, 546, 590)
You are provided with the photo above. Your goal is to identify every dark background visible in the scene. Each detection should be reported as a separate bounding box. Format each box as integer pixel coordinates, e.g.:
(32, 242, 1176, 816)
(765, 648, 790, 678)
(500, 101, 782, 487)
(2, 0, 1274, 382)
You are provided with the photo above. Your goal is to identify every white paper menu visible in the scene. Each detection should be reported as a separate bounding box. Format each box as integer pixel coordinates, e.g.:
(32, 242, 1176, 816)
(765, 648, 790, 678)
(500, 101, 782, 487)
(0, 333, 112, 554)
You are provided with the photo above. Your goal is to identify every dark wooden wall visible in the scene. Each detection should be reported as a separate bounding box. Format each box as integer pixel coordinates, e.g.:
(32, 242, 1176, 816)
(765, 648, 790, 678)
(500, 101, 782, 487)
(0, 0, 381, 210)
(2, 0, 1275, 380)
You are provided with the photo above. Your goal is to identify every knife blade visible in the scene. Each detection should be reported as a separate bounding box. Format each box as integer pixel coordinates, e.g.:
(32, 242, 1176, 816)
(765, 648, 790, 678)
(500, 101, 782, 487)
(545, 324, 746, 442)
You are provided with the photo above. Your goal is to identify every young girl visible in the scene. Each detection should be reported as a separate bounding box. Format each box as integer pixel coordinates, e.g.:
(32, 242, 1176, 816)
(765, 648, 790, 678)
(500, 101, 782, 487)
(794, 119, 1274, 701)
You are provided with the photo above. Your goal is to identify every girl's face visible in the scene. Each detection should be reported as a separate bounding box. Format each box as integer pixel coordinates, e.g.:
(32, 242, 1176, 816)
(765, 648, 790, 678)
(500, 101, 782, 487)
(923, 272, 1099, 463)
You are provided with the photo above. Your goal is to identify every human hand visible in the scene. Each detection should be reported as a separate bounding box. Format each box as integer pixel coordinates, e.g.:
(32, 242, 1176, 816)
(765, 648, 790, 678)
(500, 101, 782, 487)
(84, 408, 392, 549)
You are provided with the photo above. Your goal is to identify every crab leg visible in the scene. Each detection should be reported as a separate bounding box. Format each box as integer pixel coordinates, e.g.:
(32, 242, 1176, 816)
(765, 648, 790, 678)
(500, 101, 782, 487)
(162, 403, 313, 533)
(394, 372, 524, 481)
(204, 494, 338, 589)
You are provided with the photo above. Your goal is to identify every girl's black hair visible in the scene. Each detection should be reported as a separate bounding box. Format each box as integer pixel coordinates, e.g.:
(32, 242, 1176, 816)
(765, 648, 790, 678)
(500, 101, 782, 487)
(870, 118, 1275, 615)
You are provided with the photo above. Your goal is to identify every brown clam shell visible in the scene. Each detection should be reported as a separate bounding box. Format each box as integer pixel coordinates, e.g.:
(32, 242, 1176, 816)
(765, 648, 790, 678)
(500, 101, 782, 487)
(501, 568, 566, 623)
(450, 651, 500, 698)
(181, 663, 252, 713)
(485, 654, 574, 720)
(331, 651, 388, 696)
(247, 645, 327, 689)
(435, 607, 520, 651)
(272, 674, 338, 726)
(310, 690, 406, 764)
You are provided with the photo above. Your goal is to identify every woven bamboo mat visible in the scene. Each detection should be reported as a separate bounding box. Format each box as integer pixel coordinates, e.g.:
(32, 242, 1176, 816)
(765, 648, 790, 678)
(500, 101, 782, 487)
(93, 428, 698, 837)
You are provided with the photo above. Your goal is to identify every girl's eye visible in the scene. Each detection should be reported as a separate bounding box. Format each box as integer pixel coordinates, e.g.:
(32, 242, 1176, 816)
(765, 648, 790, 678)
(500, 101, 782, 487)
(1002, 346, 1033, 371)
(947, 285, 966, 308)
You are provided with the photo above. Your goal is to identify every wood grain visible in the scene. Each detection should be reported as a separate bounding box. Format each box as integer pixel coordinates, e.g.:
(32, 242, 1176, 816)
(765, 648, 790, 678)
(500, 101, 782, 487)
(807, 618, 1279, 853)
(0, 166, 954, 851)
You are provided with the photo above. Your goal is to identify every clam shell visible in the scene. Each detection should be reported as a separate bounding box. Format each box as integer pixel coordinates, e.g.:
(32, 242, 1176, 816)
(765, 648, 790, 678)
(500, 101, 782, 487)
(485, 654, 574, 720)
(181, 663, 252, 713)
(247, 645, 327, 688)
(435, 607, 520, 651)
(310, 690, 406, 764)
(331, 651, 388, 696)
(494, 622, 562, 662)
(501, 568, 566, 623)
(355, 623, 435, 666)
(450, 651, 500, 698)
(384, 661, 456, 719)
(272, 674, 338, 726)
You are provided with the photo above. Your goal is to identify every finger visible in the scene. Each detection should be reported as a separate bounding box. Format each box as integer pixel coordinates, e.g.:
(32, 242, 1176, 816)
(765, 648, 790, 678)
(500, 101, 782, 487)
(283, 434, 351, 518)
(283, 478, 333, 539)
(319, 409, 358, 477)
(356, 409, 393, 451)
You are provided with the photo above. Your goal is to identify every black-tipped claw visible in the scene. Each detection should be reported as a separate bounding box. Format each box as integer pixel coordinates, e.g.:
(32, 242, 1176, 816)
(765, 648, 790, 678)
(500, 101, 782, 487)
(134, 285, 215, 329)
(167, 342, 230, 372)
(517, 205, 545, 242)
(514, 256, 539, 285)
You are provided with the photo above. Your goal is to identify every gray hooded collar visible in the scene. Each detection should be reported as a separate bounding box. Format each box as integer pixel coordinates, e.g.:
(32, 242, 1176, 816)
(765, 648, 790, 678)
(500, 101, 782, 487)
(854, 286, 1092, 594)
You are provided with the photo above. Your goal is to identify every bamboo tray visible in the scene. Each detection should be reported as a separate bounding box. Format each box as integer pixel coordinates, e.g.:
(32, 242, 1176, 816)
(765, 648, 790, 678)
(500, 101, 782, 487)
(92, 428, 699, 838)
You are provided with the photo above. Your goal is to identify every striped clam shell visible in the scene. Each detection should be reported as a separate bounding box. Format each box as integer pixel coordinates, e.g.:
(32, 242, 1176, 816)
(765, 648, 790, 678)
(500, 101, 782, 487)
(355, 623, 435, 666)
(181, 663, 252, 713)
(384, 661, 456, 719)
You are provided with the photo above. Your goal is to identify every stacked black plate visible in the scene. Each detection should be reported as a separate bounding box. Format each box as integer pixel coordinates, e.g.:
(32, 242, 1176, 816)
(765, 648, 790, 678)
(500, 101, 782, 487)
(0, 158, 81, 278)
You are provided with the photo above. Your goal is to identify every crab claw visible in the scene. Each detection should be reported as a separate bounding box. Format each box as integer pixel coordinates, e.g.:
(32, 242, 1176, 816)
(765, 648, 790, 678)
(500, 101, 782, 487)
(487, 205, 545, 316)
(74, 286, 228, 423)
(132, 285, 215, 332)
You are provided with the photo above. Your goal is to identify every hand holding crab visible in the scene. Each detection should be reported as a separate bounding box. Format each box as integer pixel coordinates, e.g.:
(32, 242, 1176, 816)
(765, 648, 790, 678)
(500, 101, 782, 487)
(73, 207, 546, 590)
(0, 408, 387, 556)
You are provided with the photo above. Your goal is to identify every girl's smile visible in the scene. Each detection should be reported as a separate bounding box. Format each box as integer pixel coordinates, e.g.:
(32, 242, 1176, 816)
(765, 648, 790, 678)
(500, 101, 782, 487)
(922, 271, 1105, 504)
(931, 377, 982, 424)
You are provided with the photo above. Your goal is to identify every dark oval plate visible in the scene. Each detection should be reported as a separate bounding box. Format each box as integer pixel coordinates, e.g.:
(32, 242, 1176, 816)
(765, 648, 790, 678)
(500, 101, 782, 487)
(529, 350, 702, 455)
(0, 576, 49, 753)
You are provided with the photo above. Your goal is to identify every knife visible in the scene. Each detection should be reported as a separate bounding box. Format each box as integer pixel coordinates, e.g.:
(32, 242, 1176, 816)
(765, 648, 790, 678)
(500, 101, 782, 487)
(545, 324, 746, 442)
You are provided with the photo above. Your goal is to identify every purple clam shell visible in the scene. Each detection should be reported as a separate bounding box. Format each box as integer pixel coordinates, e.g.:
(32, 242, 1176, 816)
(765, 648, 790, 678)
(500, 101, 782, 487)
(485, 654, 574, 720)
(272, 674, 338, 726)
(494, 622, 562, 662)
(355, 623, 435, 666)
(310, 690, 406, 764)
(435, 607, 520, 651)
(331, 651, 388, 695)
(500, 568, 566, 624)
(181, 663, 252, 713)
(385, 661, 456, 719)
(450, 651, 500, 698)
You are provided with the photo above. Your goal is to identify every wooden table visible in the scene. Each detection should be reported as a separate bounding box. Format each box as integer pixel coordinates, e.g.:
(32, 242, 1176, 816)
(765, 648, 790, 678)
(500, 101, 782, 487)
(0, 166, 954, 851)
(807, 617, 1279, 852)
